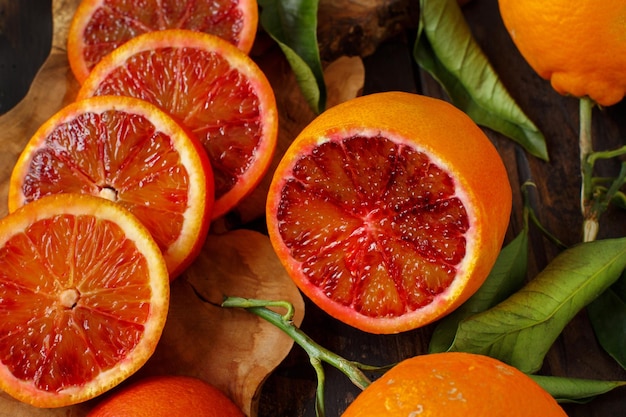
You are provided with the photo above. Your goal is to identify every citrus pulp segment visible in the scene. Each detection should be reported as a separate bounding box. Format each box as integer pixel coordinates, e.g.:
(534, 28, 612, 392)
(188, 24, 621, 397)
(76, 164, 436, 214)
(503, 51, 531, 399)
(8, 95, 213, 279)
(67, 0, 259, 83)
(77, 29, 279, 220)
(266, 92, 512, 334)
(0, 193, 170, 408)
(341, 352, 567, 416)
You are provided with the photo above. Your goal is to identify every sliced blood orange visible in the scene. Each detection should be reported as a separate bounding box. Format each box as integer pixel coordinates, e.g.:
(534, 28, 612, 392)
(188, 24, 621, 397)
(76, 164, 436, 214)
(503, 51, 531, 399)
(0, 193, 169, 408)
(67, 0, 259, 84)
(8, 95, 213, 279)
(76, 29, 278, 220)
(266, 92, 512, 334)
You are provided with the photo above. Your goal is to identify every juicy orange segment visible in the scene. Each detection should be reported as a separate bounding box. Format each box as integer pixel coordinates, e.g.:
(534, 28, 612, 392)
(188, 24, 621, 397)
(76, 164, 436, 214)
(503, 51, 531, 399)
(68, 0, 259, 83)
(77, 29, 278, 220)
(267, 92, 512, 334)
(0, 193, 169, 408)
(8, 95, 213, 279)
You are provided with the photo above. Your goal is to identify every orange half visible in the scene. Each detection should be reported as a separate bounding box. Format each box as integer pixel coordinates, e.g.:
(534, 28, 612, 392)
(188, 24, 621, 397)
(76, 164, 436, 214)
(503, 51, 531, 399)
(0, 193, 169, 408)
(67, 0, 259, 83)
(9, 95, 213, 278)
(77, 29, 278, 220)
(266, 92, 512, 334)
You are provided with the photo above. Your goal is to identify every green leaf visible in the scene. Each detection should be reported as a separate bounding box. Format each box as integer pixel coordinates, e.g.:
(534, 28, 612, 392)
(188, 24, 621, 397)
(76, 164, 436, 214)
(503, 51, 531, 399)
(531, 375, 626, 404)
(258, 0, 326, 114)
(449, 238, 626, 374)
(429, 228, 528, 353)
(587, 271, 626, 370)
(414, 0, 548, 160)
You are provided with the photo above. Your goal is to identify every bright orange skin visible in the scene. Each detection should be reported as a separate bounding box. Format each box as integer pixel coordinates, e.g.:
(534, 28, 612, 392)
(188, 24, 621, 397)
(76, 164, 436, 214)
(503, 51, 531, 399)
(342, 352, 567, 416)
(498, 0, 626, 106)
(266, 92, 512, 334)
(68, 0, 259, 84)
(87, 375, 245, 417)
(0, 194, 169, 408)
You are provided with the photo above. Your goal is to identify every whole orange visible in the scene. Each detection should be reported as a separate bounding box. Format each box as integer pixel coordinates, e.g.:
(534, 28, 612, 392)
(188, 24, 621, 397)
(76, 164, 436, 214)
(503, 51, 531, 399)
(266, 92, 512, 334)
(87, 375, 244, 417)
(498, 0, 626, 106)
(342, 352, 567, 416)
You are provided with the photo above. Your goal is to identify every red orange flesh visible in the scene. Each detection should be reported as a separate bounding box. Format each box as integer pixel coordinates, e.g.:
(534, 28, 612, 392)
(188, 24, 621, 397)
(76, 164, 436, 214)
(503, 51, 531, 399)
(9, 95, 213, 278)
(267, 92, 512, 334)
(0, 193, 169, 408)
(77, 29, 278, 220)
(68, 0, 259, 83)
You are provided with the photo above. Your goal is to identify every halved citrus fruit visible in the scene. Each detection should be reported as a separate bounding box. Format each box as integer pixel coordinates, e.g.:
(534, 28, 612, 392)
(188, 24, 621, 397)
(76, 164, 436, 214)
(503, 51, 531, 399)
(77, 29, 278, 220)
(8, 95, 213, 279)
(88, 375, 245, 417)
(342, 352, 567, 416)
(67, 0, 259, 84)
(266, 92, 512, 334)
(0, 193, 170, 408)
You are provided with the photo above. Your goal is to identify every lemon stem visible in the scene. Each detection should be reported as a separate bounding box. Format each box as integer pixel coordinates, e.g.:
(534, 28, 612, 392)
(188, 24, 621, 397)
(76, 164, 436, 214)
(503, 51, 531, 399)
(221, 296, 376, 417)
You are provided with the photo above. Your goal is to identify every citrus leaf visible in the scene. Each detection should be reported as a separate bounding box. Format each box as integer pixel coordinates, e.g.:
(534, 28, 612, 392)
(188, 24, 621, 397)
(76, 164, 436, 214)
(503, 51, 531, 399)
(449, 238, 626, 373)
(259, 0, 326, 114)
(414, 0, 548, 160)
(429, 227, 529, 353)
(531, 375, 626, 404)
(587, 271, 626, 370)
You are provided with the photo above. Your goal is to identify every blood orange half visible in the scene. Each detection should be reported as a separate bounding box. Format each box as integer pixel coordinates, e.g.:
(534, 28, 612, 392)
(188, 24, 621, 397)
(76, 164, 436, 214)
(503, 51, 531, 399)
(77, 29, 278, 220)
(266, 92, 512, 334)
(67, 0, 259, 84)
(0, 193, 169, 408)
(8, 95, 213, 279)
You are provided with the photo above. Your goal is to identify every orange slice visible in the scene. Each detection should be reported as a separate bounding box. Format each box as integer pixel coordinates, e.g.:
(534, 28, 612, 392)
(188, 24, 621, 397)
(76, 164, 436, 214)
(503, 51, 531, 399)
(77, 29, 278, 220)
(0, 193, 169, 408)
(8, 95, 213, 279)
(67, 0, 259, 84)
(266, 92, 512, 334)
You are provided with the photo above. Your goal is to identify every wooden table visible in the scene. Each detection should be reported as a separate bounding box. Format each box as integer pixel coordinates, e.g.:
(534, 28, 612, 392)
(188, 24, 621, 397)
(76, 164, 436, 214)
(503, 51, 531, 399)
(1, 1, 625, 416)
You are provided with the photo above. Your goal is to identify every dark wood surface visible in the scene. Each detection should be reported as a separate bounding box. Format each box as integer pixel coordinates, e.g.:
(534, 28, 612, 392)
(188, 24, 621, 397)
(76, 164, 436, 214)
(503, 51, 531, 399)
(1, 1, 625, 416)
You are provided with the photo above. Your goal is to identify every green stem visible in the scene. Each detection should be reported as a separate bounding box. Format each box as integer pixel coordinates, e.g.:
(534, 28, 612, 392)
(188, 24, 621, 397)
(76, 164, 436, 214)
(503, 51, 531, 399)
(522, 182, 567, 249)
(588, 146, 626, 163)
(221, 296, 378, 416)
(578, 98, 626, 242)
(590, 162, 626, 218)
(579, 97, 596, 242)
